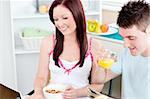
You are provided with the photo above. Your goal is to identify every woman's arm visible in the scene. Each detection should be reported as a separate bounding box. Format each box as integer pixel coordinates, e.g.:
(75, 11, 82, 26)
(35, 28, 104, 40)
(33, 36, 53, 95)
(74, 61, 104, 97)
(90, 38, 120, 84)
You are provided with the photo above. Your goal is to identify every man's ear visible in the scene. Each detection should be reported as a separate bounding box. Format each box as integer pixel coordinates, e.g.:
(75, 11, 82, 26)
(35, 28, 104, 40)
(145, 24, 150, 34)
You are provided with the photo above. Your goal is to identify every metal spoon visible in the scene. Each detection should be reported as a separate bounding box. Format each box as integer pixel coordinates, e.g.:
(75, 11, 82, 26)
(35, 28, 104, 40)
(87, 87, 101, 98)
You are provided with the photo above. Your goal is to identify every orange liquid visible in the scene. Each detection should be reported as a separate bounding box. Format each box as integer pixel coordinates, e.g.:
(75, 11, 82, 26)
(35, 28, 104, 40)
(98, 59, 114, 69)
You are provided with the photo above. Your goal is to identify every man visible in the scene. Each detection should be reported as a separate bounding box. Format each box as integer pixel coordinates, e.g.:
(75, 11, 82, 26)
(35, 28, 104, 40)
(101, 0, 150, 99)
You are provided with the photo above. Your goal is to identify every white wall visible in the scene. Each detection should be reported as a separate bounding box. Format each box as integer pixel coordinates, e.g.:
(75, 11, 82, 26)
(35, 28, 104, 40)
(102, 0, 150, 11)
(0, 0, 17, 90)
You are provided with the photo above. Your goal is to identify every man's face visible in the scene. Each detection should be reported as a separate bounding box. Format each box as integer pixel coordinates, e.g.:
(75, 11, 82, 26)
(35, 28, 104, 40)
(119, 25, 148, 56)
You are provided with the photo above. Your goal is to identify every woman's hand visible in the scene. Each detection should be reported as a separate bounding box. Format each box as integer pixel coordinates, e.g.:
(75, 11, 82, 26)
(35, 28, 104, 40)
(63, 85, 77, 99)
(25, 92, 44, 99)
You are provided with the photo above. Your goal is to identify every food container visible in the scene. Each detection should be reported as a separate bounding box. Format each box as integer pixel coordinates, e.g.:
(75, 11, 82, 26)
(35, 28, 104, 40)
(20, 36, 43, 50)
(43, 83, 67, 99)
(94, 94, 114, 99)
(20, 27, 52, 50)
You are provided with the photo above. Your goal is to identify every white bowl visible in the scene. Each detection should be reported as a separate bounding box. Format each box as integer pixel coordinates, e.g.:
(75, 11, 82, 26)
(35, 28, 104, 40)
(94, 94, 113, 99)
(43, 83, 67, 99)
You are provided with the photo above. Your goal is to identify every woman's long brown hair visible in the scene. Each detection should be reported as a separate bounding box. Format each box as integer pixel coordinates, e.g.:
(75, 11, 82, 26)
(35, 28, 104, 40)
(49, 0, 88, 67)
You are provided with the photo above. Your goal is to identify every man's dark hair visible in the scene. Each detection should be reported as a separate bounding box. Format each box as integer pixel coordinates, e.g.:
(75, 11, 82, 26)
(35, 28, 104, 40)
(117, 0, 150, 31)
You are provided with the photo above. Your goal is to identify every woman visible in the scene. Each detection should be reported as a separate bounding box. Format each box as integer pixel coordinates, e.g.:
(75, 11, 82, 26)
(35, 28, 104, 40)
(29, 0, 104, 99)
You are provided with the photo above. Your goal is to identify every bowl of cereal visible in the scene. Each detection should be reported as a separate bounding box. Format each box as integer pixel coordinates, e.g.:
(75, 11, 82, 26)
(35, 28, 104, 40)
(94, 94, 114, 99)
(43, 83, 67, 99)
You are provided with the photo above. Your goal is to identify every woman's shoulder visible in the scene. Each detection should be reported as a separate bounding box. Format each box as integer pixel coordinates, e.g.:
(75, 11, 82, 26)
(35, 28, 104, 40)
(88, 37, 105, 57)
(40, 34, 55, 52)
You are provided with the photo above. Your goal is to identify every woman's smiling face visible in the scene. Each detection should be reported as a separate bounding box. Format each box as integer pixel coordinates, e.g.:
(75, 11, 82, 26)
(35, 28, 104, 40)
(53, 5, 76, 35)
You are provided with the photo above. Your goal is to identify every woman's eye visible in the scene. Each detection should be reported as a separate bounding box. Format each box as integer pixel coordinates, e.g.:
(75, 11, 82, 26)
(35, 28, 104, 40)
(63, 17, 68, 20)
(54, 19, 58, 21)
